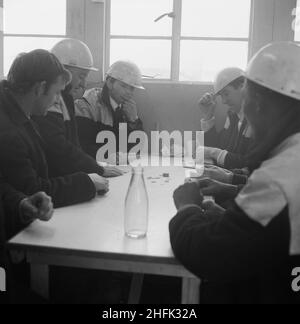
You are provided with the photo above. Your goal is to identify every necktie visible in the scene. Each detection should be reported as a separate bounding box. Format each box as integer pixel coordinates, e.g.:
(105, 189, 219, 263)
(227, 111, 240, 152)
(115, 105, 126, 123)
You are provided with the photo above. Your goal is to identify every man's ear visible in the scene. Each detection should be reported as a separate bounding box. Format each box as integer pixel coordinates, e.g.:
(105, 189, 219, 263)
(34, 81, 47, 97)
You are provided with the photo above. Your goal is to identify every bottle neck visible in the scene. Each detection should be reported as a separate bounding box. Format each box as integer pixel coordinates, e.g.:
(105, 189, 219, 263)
(130, 167, 145, 185)
(131, 166, 144, 175)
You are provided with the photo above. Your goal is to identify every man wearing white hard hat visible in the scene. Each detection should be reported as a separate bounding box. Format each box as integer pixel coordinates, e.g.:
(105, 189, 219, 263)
(170, 42, 300, 304)
(75, 60, 144, 159)
(198, 67, 253, 170)
(33, 39, 122, 179)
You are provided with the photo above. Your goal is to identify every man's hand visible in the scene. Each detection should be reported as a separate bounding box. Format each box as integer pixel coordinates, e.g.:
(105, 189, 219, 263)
(203, 165, 233, 184)
(103, 166, 124, 178)
(173, 182, 204, 210)
(198, 93, 217, 120)
(88, 174, 109, 195)
(20, 192, 54, 222)
(197, 178, 238, 200)
(122, 99, 138, 123)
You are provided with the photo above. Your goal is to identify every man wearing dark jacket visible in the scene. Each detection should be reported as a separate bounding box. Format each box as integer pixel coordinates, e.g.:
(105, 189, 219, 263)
(170, 43, 300, 304)
(33, 39, 122, 178)
(199, 67, 253, 170)
(0, 178, 53, 304)
(0, 49, 109, 208)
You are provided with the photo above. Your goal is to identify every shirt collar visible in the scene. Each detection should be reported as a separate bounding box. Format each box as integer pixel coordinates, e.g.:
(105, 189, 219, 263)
(4, 87, 31, 126)
(238, 107, 245, 121)
(229, 108, 244, 122)
(109, 96, 120, 111)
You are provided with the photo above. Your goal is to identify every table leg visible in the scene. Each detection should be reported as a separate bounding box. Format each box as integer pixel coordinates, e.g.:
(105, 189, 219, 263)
(31, 264, 49, 300)
(128, 273, 144, 304)
(182, 277, 200, 304)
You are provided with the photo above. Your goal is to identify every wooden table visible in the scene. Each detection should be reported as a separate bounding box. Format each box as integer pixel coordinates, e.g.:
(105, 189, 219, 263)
(8, 160, 200, 304)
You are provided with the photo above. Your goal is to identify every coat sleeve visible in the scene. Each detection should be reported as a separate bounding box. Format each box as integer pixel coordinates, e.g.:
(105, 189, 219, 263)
(224, 152, 248, 169)
(169, 203, 289, 283)
(75, 93, 116, 159)
(0, 180, 27, 238)
(203, 125, 220, 148)
(0, 131, 96, 208)
(126, 118, 144, 133)
(34, 113, 104, 176)
(76, 116, 107, 159)
(232, 173, 248, 185)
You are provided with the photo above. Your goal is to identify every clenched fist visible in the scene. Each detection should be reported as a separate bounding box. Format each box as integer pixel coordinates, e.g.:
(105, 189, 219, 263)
(20, 192, 54, 222)
(198, 93, 217, 120)
(88, 174, 109, 195)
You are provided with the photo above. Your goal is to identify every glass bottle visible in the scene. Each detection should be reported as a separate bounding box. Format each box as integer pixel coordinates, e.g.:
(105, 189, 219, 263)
(124, 166, 149, 239)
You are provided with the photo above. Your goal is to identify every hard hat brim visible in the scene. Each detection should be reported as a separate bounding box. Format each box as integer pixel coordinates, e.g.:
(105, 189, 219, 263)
(65, 63, 98, 72)
(215, 84, 229, 96)
(133, 85, 145, 90)
(245, 76, 300, 101)
(106, 74, 145, 90)
(215, 75, 244, 95)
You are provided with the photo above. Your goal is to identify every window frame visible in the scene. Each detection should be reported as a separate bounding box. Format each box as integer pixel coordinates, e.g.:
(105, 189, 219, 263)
(105, 0, 254, 84)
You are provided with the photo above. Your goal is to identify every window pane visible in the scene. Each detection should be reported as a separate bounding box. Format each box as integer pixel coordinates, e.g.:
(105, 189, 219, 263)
(181, 0, 251, 38)
(110, 39, 171, 79)
(180, 41, 248, 82)
(4, 0, 66, 35)
(294, 0, 300, 41)
(4, 37, 64, 76)
(111, 0, 173, 36)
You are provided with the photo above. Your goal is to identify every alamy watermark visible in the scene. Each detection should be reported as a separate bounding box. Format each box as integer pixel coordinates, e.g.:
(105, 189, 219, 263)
(292, 5, 300, 34)
(292, 267, 300, 293)
(0, 267, 6, 292)
(95, 123, 205, 167)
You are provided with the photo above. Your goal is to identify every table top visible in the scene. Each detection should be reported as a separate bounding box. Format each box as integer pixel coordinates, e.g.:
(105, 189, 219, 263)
(9, 161, 189, 264)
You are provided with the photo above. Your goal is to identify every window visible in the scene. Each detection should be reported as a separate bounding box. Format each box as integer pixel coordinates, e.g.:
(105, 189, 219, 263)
(108, 0, 252, 82)
(108, 0, 173, 80)
(3, 0, 67, 76)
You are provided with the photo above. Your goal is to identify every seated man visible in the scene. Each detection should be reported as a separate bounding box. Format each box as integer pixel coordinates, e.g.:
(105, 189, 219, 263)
(0, 50, 108, 208)
(33, 39, 122, 178)
(75, 60, 144, 159)
(0, 178, 53, 304)
(199, 67, 253, 169)
(170, 43, 300, 304)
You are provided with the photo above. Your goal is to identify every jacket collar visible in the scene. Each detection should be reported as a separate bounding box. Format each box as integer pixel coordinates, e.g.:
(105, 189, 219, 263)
(0, 81, 31, 127)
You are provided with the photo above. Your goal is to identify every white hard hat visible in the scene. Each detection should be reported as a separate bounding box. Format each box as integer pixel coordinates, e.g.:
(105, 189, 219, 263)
(246, 42, 300, 100)
(214, 67, 245, 94)
(51, 38, 98, 72)
(106, 61, 145, 90)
